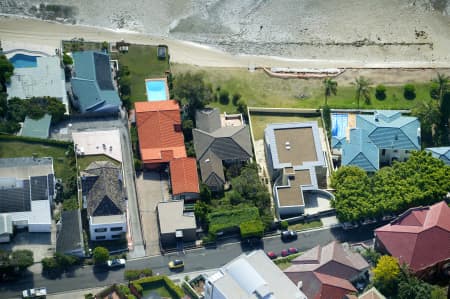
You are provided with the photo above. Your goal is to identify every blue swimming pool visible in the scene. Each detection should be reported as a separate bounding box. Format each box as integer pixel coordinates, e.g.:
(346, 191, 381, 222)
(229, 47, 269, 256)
(9, 53, 38, 68)
(331, 113, 348, 138)
(145, 80, 168, 101)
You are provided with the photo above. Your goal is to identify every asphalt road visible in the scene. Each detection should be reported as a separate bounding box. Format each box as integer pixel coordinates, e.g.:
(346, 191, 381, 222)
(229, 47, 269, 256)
(0, 225, 378, 298)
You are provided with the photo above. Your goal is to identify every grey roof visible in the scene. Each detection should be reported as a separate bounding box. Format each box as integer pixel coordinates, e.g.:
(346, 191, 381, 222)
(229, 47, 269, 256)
(21, 114, 52, 139)
(206, 250, 307, 299)
(0, 214, 13, 235)
(56, 210, 84, 255)
(71, 51, 121, 113)
(157, 200, 196, 234)
(425, 147, 450, 165)
(0, 157, 54, 213)
(193, 120, 253, 189)
(81, 161, 125, 217)
(195, 108, 221, 133)
(7, 56, 68, 112)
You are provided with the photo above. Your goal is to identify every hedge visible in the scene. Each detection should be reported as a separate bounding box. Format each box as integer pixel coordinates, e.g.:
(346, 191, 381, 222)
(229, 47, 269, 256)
(208, 206, 260, 235)
(239, 219, 264, 239)
(133, 275, 184, 299)
(181, 281, 201, 299)
(0, 134, 72, 147)
(124, 268, 153, 281)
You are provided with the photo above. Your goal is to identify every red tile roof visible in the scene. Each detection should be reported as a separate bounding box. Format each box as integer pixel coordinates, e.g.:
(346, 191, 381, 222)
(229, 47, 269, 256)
(170, 157, 200, 195)
(135, 100, 186, 164)
(375, 201, 450, 272)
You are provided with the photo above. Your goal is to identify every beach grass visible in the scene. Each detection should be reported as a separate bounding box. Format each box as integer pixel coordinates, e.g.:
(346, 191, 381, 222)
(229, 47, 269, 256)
(250, 114, 322, 140)
(62, 40, 104, 52)
(117, 44, 170, 103)
(0, 140, 76, 188)
(76, 154, 120, 172)
(171, 64, 433, 110)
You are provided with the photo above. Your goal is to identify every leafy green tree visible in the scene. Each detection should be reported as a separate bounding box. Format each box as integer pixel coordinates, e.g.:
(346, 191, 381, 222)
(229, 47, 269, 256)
(172, 72, 213, 121)
(62, 53, 73, 65)
(62, 197, 79, 211)
(10, 250, 33, 271)
(322, 104, 331, 139)
(228, 190, 244, 205)
(182, 119, 193, 142)
(232, 93, 241, 106)
(403, 84, 416, 100)
(199, 183, 212, 203)
(92, 247, 109, 265)
(219, 90, 230, 105)
(375, 84, 387, 100)
(194, 201, 210, 227)
(323, 78, 337, 105)
(354, 76, 372, 109)
(373, 255, 400, 296)
(431, 73, 450, 108)
(236, 99, 248, 120)
(0, 55, 14, 90)
(0, 92, 7, 118)
(412, 100, 440, 147)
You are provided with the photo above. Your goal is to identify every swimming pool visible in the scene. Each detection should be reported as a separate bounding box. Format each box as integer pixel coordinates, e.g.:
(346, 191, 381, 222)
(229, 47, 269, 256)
(145, 79, 168, 101)
(331, 113, 348, 138)
(9, 53, 38, 68)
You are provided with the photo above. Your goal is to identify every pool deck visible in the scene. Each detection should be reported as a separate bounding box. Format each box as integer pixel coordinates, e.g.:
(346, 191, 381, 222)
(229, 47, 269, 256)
(144, 77, 169, 101)
(346, 113, 357, 140)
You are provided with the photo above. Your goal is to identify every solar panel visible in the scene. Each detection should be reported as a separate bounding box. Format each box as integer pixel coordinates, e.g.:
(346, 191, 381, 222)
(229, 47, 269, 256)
(30, 176, 48, 201)
(94, 53, 114, 90)
(47, 174, 54, 197)
(0, 180, 31, 213)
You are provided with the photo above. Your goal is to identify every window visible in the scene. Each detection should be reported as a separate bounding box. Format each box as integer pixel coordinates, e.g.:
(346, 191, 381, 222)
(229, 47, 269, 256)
(111, 234, 122, 239)
(381, 149, 386, 156)
(110, 227, 123, 232)
(96, 236, 106, 240)
(95, 228, 107, 233)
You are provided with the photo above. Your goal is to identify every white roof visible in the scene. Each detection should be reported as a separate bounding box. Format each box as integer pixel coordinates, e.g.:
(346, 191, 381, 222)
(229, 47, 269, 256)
(73, 130, 123, 162)
(8, 199, 51, 225)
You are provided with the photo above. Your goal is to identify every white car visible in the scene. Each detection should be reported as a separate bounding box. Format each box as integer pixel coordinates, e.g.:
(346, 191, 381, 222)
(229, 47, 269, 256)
(107, 258, 126, 268)
(22, 287, 47, 298)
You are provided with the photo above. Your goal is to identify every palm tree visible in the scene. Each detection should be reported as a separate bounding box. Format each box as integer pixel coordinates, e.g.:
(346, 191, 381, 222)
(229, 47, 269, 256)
(323, 78, 338, 106)
(432, 73, 449, 109)
(354, 76, 372, 110)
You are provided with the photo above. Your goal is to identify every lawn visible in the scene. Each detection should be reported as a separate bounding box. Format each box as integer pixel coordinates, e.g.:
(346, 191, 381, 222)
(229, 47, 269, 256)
(288, 220, 323, 231)
(250, 114, 322, 140)
(171, 64, 434, 110)
(274, 252, 303, 270)
(0, 140, 76, 190)
(117, 44, 170, 103)
(77, 154, 120, 172)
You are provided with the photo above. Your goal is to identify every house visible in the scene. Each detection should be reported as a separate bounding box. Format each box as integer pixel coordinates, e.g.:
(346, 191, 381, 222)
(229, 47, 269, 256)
(337, 111, 420, 172)
(21, 114, 52, 139)
(157, 200, 196, 249)
(264, 122, 329, 217)
(56, 210, 85, 257)
(345, 287, 385, 299)
(425, 147, 450, 165)
(193, 108, 253, 191)
(205, 250, 307, 299)
(135, 100, 186, 169)
(374, 201, 450, 279)
(70, 51, 121, 114)
(73, 130, 123, 163)
(7, 55, 69, 114)
(0, 157, 55, 233)
(284, 241, 369, 299)
(169, 157, 200, 201)
(0, 214, 13, 243)
(81, 161, 126, 241)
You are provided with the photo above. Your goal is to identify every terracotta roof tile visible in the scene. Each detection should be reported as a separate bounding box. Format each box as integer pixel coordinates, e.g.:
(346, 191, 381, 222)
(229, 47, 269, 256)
(170, 157, 200, 195)
(135, 100, 186, 163)
(375, 201, 450, 272)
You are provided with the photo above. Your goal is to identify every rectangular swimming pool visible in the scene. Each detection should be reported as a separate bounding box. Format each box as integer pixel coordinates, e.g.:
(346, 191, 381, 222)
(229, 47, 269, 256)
(145, 79, 168, 101)
(331, 113, 348, 138)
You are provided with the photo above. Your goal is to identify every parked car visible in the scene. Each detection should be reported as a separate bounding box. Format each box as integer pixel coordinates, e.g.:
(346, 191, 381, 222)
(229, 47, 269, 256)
(22, 287, 47, 299)
(361, 218, 377, 226)
(107, 258, 126, 268)
(281, 249, 290, 257)
(266, 251, 277, 260)
(168, 259, 184, 270)
(288, 247, 299, 255)
(342, 221, 359, 230)
(281, 230, 298, 242)
(242, 237, 263, 249)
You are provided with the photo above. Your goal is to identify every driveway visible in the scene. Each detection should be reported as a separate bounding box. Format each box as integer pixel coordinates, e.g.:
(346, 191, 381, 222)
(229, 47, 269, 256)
(135, 171, 170, 256)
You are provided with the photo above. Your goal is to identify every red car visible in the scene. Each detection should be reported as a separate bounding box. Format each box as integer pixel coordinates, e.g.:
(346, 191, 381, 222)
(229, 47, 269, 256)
(288, 247, 299, 255)
(267, 251, 277, 259)
(281, 249, 289, 257)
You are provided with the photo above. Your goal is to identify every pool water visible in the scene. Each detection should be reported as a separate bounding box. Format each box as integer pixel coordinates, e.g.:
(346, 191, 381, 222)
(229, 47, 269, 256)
(331, 113, 348, 138)
(145, 80, 168, 101)
(9, 53, 38, 68)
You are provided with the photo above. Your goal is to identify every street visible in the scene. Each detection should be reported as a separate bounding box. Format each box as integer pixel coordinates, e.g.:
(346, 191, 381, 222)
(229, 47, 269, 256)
(0, 225, 378, 298)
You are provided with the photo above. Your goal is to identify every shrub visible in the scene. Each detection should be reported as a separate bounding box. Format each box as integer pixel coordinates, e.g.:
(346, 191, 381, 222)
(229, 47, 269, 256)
(322, 105, 331, 139)
(232, 93, 241, 106)
(219, 90, 230, 105)
(124, 268, 153, 281)
(92, 247, 109, 265)
(280, 220, 289, 230)
(62, 53, 73, 65)
(403, 84, 416, 100)
(240, 219, 264, 239)
(375, 84, 387, 100)
(133, 276, 184, 299)
(429, 82, 440, 99)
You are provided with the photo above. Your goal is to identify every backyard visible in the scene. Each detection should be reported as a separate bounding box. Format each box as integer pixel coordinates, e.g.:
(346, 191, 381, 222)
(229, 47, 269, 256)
(171, 64, 446, 110)
(76, 154, 120, 172)
(117, 44, 170, 103)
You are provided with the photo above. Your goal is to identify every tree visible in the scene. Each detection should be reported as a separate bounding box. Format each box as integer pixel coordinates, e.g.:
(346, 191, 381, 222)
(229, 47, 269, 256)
(354, 76, 372, 109)
(199, 183, 212, 203)
(219, 90, 230, 105)
(431, 73, 450, 108)
(62, 53, 73, 65)
(194, 201, 210, 227)
(182, 119, 193, 142)
(172, 72, 213, 121)
(323, 78, 337, 105)
(232, 93, 241, 106)
(92, 247, 109, 265)
(375, 84, 387, 100)
(373, 255, 400, 296)
(403, 84, 416, 100)
(411, 100, 440, 146)
(0, 55, 14, 91)
(9, 250, 33, 271)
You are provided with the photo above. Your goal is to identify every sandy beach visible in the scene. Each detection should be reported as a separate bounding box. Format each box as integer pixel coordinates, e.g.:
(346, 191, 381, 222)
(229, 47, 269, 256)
(1, 4, 450, 69)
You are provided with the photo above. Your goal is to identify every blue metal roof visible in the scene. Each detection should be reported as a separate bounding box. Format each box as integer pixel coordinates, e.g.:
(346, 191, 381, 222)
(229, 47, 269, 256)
(425, 147, 450, 165)
(71, 51, 120, 113)
(342, 128, 379, 172)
